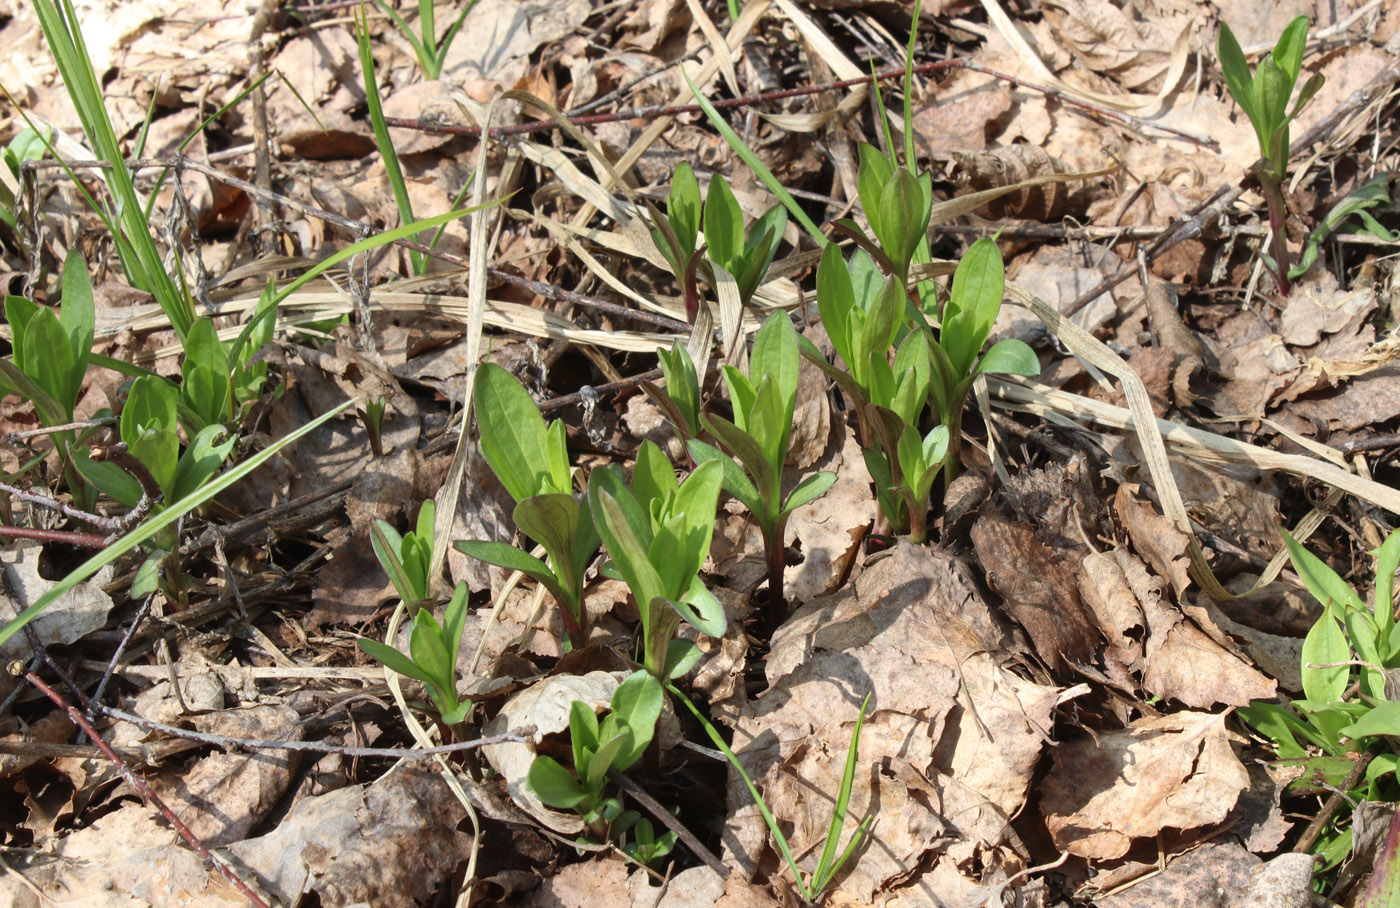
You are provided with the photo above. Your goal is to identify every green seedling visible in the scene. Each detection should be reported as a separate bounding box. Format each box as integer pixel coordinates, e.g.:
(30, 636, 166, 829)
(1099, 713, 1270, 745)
(670, 683, 872, 904)
(702, 175, 787, 307)
(641, 340, 702, 443)
(836, 141, 934, 288)
(647, 161, 787, 320)
(372, 499, 437, 606)
(588, 442, 726, 679)
(1239, 528, 1400, 873)
(74, 374, 237, 600)
(528, 669, 663, 841)
(622, 818, 677, 867)
(1, 255, 96, 502)
(454, 363, 600, 649)
(924, 237, 1040, 481)
(801, 245, 942, 538)
(358, 581, 474, 731)
(0, 126, 49, 246)
(361, 395, 388, 456)
(646, 164, 705, 324)
(1290, 174, 1399, 280)
(688, 312, 834, 607)
(371, 0, 478, 81)
(1218, 15, 1325, 296)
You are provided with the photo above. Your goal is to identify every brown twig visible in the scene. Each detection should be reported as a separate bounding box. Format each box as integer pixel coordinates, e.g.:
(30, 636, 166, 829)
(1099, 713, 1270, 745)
(18, 670, 274, 908)
(92, 700, 532, 760)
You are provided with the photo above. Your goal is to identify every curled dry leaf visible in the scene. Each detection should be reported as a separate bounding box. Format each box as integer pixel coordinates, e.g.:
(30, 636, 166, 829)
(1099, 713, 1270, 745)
(1041, 711, 1249, 860)
(1115, 548, 1276, 707)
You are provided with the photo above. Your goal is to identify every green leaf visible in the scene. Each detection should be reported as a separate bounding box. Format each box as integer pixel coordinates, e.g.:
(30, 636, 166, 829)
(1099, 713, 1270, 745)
(1216, 22, 1257, 125)
(816, 244, 856, 368)
(720, 365, 757, 435)
(783, 471, 835, 515)
(59, 252, 94, 373)
(443, 582, 469, 670)
(856, 275, 904, 378)
(812, 692, 871, 892)
(528, 755, 590, 810)
(169, 424, 236, 503)
(732, 205, 787, 304)
(656, 342, 701, 436)
(1290, 71, 1325, 119)
(699, 414, 775, 512)
(475, 363, 560, 502)
(668, 163, 702, 261)
(973, 338, 1040, 377)
(453, 539, 569, 604)
(1271, 15, 1310, 84)
(1373, 529, 1400, 647)
(570, 698, 600, 773)
(514, 494, 585, 567)
(607, 670, 663, 769)
(856, 143, 892, 238)
(945, 237, 1005, 377)
(358, 636, 435, 684)
(23, 309, 78, 416)
(1253, 58, 1292, 149)
(584, 731, 628, 796)
(669, 575, 726, 638)
(632, 441, 678, 518)
(592, 486, 667, 617)
(1282, 528, 1366, 612)
(664, 638, 703, 679)
(1340, 700, 1400, 742)
(875, 168, 927, 275)
(407, 608, 453, 690)
(372, 520, 417, 604)
(1301, 603, 1351, 704)
(667, 458, 723, 563)
(750, 311, 799, 417)
(703, 176, 744, 269)
(688, 438, 762, 517)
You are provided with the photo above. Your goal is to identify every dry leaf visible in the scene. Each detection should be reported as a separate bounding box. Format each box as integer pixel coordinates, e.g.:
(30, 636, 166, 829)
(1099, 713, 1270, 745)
(1041, 711, 1249, 860)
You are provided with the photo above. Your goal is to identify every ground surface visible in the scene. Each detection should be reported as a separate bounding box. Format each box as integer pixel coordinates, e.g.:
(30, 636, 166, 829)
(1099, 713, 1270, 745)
(1, 0, 1399, 906)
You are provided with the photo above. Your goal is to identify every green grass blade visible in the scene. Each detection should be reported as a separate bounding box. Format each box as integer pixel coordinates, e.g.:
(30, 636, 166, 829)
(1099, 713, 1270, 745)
(813, 692, 871, 892)
(665, 681, 814, 903)
(33, 0, 194, 341)
(0, 399, 355, 650)
(682, 70, 825, 247)
(357, 6, 424, 274)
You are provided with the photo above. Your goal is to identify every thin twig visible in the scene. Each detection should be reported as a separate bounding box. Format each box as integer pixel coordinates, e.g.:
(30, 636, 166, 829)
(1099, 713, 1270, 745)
(607, 767, 728, 878)
(0, 525, 109, 547)
(19, 670, 274, 908)
(91, 700, 533, 760)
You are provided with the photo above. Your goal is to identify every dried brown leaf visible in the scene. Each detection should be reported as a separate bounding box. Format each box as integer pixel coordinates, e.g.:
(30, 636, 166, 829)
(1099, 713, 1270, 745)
(1041, 711, 1248, 860)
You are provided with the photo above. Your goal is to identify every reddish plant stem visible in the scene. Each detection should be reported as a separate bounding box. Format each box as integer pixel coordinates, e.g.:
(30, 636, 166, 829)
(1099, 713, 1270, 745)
(0, 525, 109, 547)
(1258, 173, 1293, 296)
(20, 671, 273, 908)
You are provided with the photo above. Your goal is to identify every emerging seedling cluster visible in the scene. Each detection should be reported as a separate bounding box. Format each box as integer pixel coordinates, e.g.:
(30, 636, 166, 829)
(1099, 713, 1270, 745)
(1217, 15, 1325, 295)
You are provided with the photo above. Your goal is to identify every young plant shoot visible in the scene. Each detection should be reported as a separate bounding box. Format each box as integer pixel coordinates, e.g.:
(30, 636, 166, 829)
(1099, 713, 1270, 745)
(528, 669, 664, 842)
(689, 311, 835, 607)
(455, 363, 599, 650)
(1217, 15, 1324, 296)
(642, 339, 703, 443)
(1239, 528, 1400, 870)
(1, 254, 97, 504)
(925, 237, 1040, 482)
(647, 161, 786, 321)
(588, 443, 726, 679)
